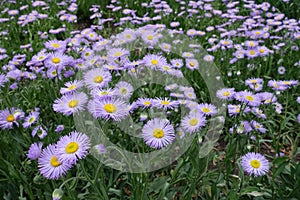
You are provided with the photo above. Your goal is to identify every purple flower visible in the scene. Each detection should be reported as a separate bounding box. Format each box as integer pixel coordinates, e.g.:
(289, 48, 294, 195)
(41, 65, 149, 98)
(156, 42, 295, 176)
(0, 108, 24, 129)
(88, 97, 129, 121)
(23, 110, 39, 128)
(32, 125, 47, 139)
(53, 92, 88, 116)
(27, 142, 43, 160)
(38, 144, 72, 180)
(56, 131, 91, 165)
(241, 152, 269, 177)
(55, 125, 64, 133)
(142, 118, 175, 149)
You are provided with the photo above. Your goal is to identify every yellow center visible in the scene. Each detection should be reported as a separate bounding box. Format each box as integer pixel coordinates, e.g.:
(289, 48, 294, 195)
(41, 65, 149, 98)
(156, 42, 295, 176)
(250, 159, 261, 169)
(6, 114, 15, 122)
(85, 52, 91, 57)
(50, 156, 61, 167)
(151, 59, 158, 65)
(223, 41, 230, 45)
(163, 66, 170, 70)
(114, 52, 122, 57)
(29, 117, 35, 123)
(68, 100, 78, 108)
(249, 42, 255, 47)
(153, 128, 164, 138)
(259, 49, 265, 53)
(51, 43, 60, 48)
(189, 62, 195, 67)
(94, 76, 103, 83)
(147, 35, 153, 40)
(65, 142, 79, 154)
(189, 118, 198, 126)
(68, 85, 76, 90)
(120, 88, 127, 95)
(223, 91, 230, 96)
(255, 31, 261, 35)
(249, 50, 256, 55)
(144, 101, 151, 106)
(245, 95, 254, 101)
(202, 108, 211, 113)
(282, 81, 291, 85)
(125, 34, 132, 39)
(51, 71, 57, 75)
(52, 57, 61, 64)
(104, 104, 116, 113)
(161, 101, 170, 105)
(100, 91, 109, 95)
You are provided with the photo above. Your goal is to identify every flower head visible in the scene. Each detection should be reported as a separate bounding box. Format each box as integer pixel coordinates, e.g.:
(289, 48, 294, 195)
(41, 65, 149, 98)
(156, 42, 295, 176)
(56, 131, 91, 164)
(241, 152, 269, 177)
(38, 144, 72, 180)
(142, 118, 175, 149)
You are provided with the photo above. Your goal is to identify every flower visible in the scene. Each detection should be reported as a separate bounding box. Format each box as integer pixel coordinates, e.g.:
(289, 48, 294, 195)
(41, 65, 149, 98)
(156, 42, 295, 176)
(60, 80, 84, 94)
(240, 91, 261, 106)
(216, 88, 236, 100)
(88, 97, 129, 121)
(53, 92, 88, 116)
(55, 125, 64, 133)
(143, 54, 167, 70)
(181, 112, 206, 134)
(185, 59, 199, 70)
(198, 103, 217, 116)
(241, 152, 269, 177)
(38, 144, 72, 180)
(27, 142, 43, 160)
(0, 74, 8, 87)
(136, 98, 154, 109)
(0, 108, 24, 129)
(56, 132, 91, 164)
(142, 118, 175, 149)
(83, 68, 112, 89)
(32, 125, 48, 139)
(114, 81, 133, 100)
(153, 97, 179, 110)
(23, 110, 39, 128)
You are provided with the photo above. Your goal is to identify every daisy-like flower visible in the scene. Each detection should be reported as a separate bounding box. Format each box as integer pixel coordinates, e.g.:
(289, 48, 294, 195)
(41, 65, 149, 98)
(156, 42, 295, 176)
(251, 120, 266, 133)
(142, 118, 175, 149)
(216, 88, 236, 100)
(141, 31, 161, 46)
(240, 91, 261, 106)
(53, 92, 88, 116)
(60, 80, 84, 94)
(107, 48, 129, 60)
(38, 144, 72, 180)
(114, 81, 133, 100)
(245, 78, 263, 86)
(91, 88, 115, 99)
(88, 97, 129, 121)
(56, 131, 91, 164)
(23, 110, 39, 128)
(94, 143, 107, 154)
(241, 152, 269, 177)
(136, 98, 154, 109)
(258, 92, 277, 104)
(267, 80, 287, 91)
(44, 52, 72, 69)
(181, 113, 206, 134)
(44, 40, 66, 52)
(198, 103, 217, 116)
(143, 54, 167, 70)
(159, 43, 172, 53)
(55, 125, 64, 133)
(170, 59, 183, 69)
(27, 142, 43, 160)
(0, 74, 8, 87)
(185, 58, 199, 70)
(228, 104, 250, 116)
(83, 68, 112, 89)
(0, 108, 24, 129)
(32, 125, 48, 139)
(153, 97, 180, 110)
